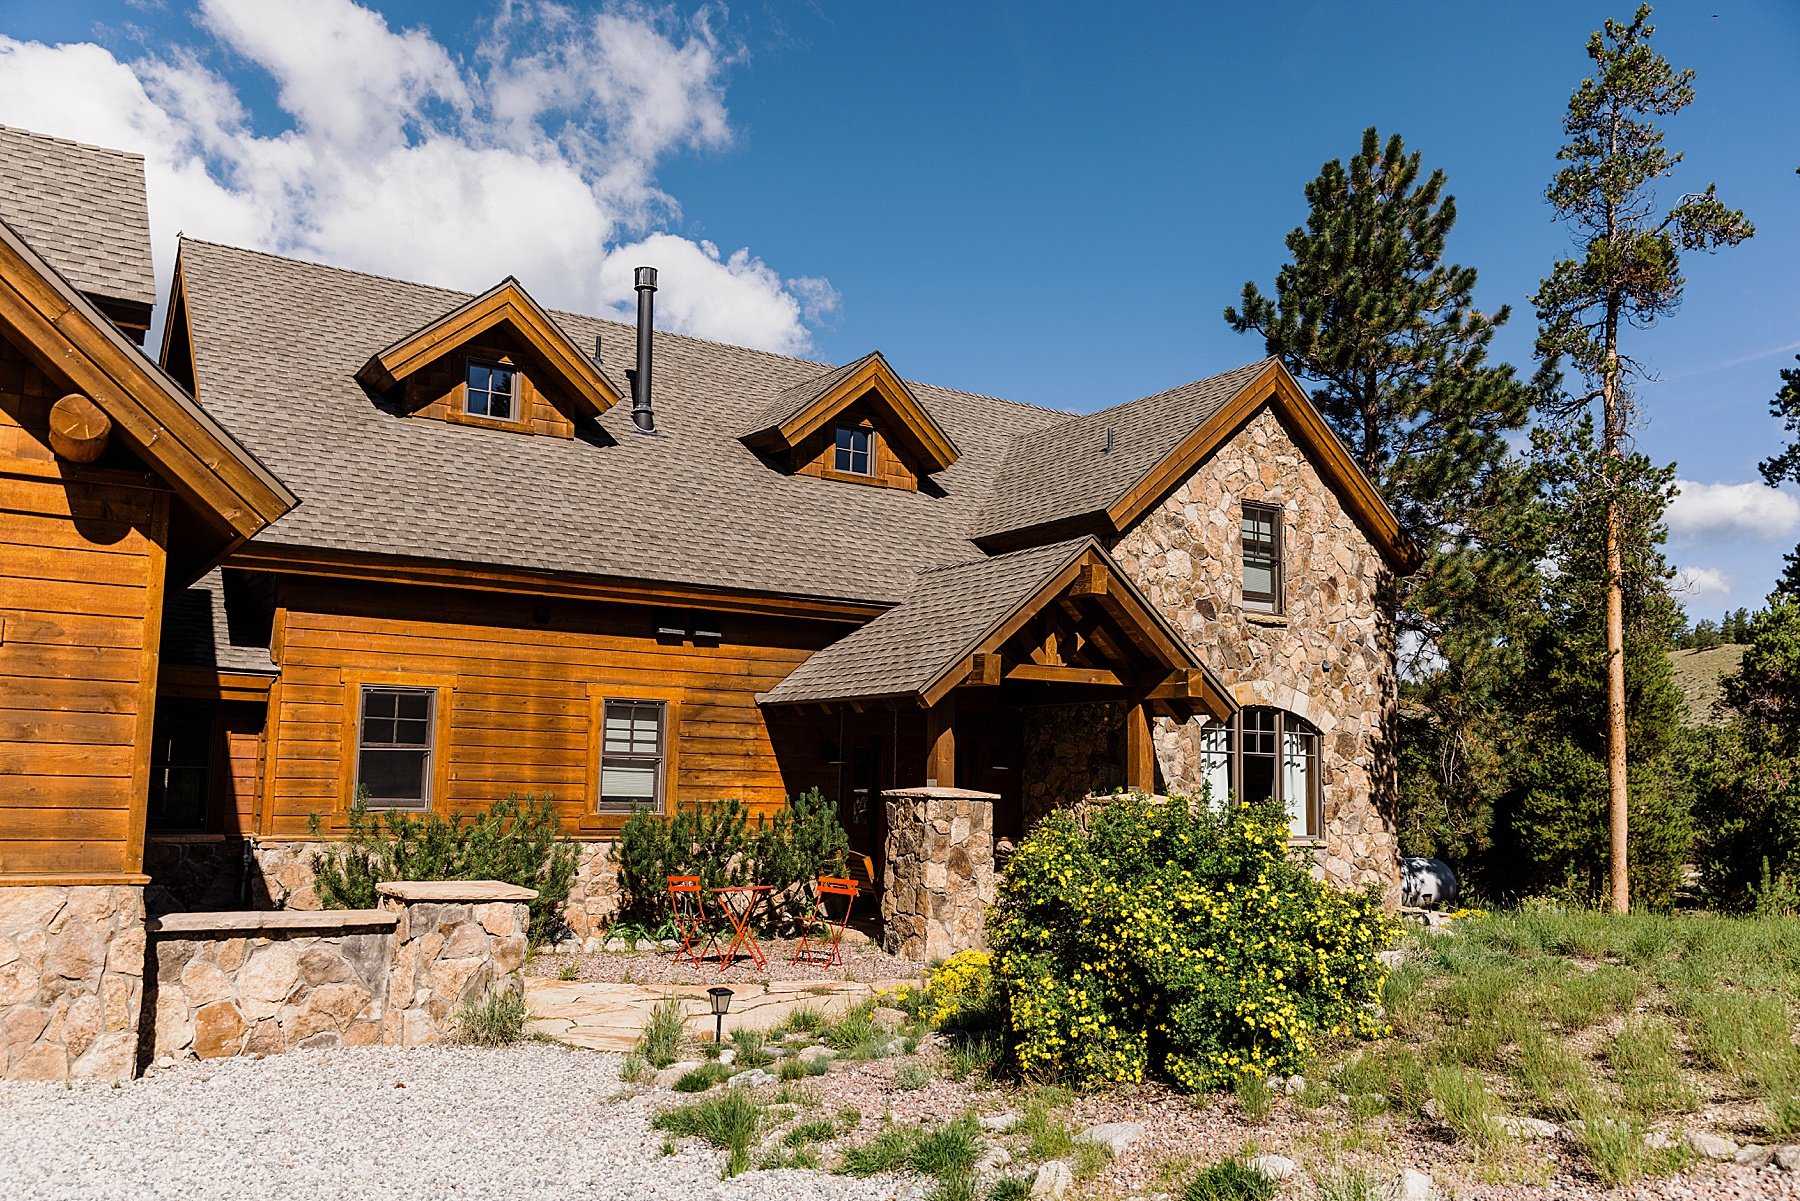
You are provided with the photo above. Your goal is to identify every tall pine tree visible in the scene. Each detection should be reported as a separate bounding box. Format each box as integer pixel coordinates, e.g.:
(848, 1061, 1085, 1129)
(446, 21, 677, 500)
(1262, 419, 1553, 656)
(1532, 5, 1752, 911)
(1224, 127, 1534, 859)
(1757, 353, 1800, 593)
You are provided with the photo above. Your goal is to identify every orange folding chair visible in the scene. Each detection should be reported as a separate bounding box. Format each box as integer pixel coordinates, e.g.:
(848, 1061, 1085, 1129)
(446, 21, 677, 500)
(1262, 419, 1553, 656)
(667, 875, 720, 968)
(793, 876, 859, 967)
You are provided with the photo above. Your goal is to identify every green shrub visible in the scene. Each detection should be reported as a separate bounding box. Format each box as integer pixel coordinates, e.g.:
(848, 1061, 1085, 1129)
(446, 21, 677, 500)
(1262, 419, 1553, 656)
(989, 793, 1394, 1091)
(1181, 1157, 1277, 1201)
(674, 1062, 733, 1092)
(453, 984, 528, 1046)
(637, 998, 687, 1068)
(730, 1028, 774, 1068)
(895, 1063, 932, 1090)
(613, 789, 848, 929)
(310, 793, 578, 944)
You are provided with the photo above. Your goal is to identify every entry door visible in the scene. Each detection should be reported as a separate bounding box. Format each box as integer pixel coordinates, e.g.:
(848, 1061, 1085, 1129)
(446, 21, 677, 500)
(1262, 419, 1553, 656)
(843, 734, 887, 887)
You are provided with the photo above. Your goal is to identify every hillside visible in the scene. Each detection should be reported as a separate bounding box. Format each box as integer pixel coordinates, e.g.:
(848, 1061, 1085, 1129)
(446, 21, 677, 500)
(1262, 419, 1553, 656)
(1668, 644, 1746, 726)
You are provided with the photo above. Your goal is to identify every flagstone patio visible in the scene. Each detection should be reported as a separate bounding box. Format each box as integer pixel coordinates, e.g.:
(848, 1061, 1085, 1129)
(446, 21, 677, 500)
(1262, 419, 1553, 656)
(524, 976, 918, 1051)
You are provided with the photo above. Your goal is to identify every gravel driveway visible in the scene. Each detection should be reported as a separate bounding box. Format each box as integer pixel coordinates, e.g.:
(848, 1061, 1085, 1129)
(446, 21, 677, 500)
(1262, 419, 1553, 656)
(0, 1045, 907, 1201)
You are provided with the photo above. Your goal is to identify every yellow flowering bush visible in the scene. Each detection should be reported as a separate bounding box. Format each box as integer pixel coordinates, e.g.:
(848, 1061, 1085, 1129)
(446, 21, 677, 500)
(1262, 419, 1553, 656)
(989, 793, 1395, 1092)
(922, 949, 994, 1027)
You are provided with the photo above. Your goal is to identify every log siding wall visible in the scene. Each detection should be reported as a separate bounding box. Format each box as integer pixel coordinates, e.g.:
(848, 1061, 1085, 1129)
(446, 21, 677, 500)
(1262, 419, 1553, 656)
(260, 578, 846, 838)
(0, 331, 169, 880)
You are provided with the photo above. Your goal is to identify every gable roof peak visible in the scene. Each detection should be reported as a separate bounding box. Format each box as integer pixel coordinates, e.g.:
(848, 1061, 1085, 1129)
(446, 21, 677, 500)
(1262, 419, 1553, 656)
(742, 349, 959, 474)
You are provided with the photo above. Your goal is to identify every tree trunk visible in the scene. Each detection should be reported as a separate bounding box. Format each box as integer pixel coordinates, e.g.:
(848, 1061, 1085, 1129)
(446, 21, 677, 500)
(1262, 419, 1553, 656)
(1602, 297, 1630, 914)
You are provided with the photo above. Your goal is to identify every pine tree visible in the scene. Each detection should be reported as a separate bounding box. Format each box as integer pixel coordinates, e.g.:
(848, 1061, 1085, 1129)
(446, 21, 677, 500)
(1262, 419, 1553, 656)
(1224, 127, 1534, 857)
(1757, 354, 1800, 593)
(1531, 5, 1752, 912)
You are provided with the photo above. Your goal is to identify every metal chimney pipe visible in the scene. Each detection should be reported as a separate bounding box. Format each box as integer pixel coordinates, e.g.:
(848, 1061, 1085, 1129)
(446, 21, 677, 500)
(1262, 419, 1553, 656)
(631, 266, 658, 435)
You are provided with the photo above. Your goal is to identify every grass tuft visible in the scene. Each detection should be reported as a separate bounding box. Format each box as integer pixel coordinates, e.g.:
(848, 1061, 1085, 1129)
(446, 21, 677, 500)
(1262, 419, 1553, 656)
(1234, 1072, 1273, 1121)
(637, 997, 687, 1069)
(453, 985, 529, 1046)
(1181, 1156, 1278, 1201)
(651, 1089, 767, 1178)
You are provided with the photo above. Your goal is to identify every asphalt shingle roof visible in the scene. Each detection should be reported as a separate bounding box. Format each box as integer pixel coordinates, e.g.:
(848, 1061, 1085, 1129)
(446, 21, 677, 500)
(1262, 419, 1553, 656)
(177, 240, 1073, 606)
(161, 570, 278, 674)
(759, 539, 1095, 704)
(745, 352, 875, 436)
(0, 125, 156, 309)
(971, 358, 1275, 541)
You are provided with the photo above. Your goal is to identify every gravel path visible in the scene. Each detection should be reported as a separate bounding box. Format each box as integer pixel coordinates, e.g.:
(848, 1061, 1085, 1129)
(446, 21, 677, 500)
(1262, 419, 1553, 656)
(0, 1045, 910, 1201)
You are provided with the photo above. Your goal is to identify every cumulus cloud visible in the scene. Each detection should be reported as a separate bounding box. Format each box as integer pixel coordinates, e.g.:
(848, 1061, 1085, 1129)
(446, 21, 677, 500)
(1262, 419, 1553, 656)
(1673, 565, 1732, 601)
(1667, 480, 1800, 541)
(0, 0, 828, 353)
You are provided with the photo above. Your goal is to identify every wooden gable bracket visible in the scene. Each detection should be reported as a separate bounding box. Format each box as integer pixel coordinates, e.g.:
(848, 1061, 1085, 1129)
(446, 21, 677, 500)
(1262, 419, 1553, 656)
(744, 351, 959, 474)
(356, 277, 624, 418)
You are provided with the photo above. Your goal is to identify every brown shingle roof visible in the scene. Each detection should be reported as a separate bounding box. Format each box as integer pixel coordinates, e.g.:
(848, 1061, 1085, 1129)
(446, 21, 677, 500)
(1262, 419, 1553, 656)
(176, 239, 1070, 606)
(971, 359, 1276, 542)
(0, 125, 156, 309)
(758, 539, 1097, 704)
(162, 570, 277, 674)
(747, 352, 874, 435)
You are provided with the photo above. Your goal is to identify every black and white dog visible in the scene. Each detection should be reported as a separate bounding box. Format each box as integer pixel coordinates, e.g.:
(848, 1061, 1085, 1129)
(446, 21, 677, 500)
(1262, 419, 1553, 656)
(1400, 857, 1458, 909)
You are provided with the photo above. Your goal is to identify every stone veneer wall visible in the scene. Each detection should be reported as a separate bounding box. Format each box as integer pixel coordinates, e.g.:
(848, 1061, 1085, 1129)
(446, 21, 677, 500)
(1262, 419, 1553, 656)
(1020, 702, 1125, 831)
(881, 788, 997, 963)
(246, 840, 621, 950)
(0, 885, 144, 1081)
(145, 881, 533, 1062)
(1111, 405, 1401, 900)
(378, 881, 532, 1046)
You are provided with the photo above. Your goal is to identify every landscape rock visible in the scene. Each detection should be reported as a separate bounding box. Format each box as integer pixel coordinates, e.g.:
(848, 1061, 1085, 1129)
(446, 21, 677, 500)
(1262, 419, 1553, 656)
(727, 1068, 774, 1089)
(980, 1112, 1021, 1133)
(1643, 1131, 1676, 1151)
(1248, 1155, 1296, 1181)
(797, 1045, 836, 1065)
(1075, 1122, 1143, 1156)
(716, 1048, 736, 1066)
(1499, 1116, 1563, 1140)
(1774, 1145, 1800, 1172)
(976, 1145, 1012, 1174)
(1685, 1130, 1739, 1161)
(1387, 1169, 1436, 1201)
(1030, 1160, 1072, 1199)
(654, 1060, 703, 1089)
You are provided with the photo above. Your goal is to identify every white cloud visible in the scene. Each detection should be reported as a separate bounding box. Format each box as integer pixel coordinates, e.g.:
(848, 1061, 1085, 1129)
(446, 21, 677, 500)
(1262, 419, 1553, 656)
(0, 0, 828, 354)
(1667, 480, 1800, 541)
(1673, 565, 1732, 601)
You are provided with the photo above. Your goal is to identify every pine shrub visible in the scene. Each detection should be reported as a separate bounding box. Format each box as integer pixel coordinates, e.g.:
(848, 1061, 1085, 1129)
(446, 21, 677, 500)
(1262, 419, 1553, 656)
(309, 793, 578, 945)
(990, 793, 1394, 1092)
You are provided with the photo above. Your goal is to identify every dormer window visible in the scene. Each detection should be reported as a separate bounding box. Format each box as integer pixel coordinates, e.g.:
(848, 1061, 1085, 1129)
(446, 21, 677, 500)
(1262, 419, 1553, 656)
(834, 424, 874, 476)
(465, 360, 517, 421)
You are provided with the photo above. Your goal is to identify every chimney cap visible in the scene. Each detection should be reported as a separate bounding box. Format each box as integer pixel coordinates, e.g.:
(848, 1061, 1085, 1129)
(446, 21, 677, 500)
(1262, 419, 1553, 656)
(634, 266, 658, 291)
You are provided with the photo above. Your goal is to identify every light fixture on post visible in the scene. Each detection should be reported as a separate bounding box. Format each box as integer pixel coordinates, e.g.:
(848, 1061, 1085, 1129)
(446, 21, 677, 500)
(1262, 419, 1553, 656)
(708, 986, 733, 1044)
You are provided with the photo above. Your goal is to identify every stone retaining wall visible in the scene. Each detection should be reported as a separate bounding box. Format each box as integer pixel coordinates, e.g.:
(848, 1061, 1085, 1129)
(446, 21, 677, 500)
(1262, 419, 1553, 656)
(881, 787, 997, 962)
(144, 881, 534, 1063)
(0, 884, 144, 1081)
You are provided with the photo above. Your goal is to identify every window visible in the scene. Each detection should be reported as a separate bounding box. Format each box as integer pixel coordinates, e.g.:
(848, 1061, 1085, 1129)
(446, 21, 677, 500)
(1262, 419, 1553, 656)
(1196, 707, 1320, 839)
(1242, 501, 1283, 612)
(356, 686, 436, 809)
(148, 699, 214, 833)
(598, 699, 666, 812)
(833, 424, 874, 475)
(464, 360, 517, 420)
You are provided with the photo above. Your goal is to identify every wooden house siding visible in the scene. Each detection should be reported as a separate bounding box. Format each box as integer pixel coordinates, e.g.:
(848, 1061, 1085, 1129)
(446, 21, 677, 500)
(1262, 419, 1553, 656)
(402, 344, 578, 439)
(0, 331, 168, 881)
(791, 398, 920, 491)
(258, 577, 847, 838)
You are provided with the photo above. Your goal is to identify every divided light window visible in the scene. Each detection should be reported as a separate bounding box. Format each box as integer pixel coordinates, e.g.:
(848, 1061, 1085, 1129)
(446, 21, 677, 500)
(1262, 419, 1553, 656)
(465, 360, 517, 421)
(598, 699, 666, 813)
(147, 699, 215, 833)
(356, 686, 436, 810)
(1198, 707, 1321, 840)
(1241, 501, 1283, 613)
(834, 424, 874, 476)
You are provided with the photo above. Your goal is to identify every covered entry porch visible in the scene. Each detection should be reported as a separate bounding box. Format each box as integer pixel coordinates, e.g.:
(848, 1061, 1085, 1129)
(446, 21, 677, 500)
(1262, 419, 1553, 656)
(759, 539, 1235, 949)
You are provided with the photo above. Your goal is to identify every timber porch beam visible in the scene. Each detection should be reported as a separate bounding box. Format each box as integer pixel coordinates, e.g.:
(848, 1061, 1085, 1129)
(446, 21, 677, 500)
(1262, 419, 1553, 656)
(1004, 663, 1123, 687)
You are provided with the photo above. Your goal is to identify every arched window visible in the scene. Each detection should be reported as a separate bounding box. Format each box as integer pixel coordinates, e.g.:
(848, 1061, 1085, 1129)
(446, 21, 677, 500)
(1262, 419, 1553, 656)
(1197, 707, 1321, 839)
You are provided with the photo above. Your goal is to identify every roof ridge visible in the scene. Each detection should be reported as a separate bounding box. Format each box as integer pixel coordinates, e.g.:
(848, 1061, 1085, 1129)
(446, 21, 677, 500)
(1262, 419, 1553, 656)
(0, 123, 146, 164)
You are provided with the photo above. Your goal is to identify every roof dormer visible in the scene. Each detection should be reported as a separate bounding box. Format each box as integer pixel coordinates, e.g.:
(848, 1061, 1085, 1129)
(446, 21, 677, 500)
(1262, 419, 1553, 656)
(356, 278, 624, 439)
(742, 352, 958, 490)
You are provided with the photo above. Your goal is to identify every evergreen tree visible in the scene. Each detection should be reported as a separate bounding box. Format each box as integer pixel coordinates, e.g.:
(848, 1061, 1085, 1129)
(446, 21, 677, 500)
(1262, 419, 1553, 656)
(1757, 354, 1800, 593)
(1223, 128, 1535, 859)
(1531, 5, 1753, 911)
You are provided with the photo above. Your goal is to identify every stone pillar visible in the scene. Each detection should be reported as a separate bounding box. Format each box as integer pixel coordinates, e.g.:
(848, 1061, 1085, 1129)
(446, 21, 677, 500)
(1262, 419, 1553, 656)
(0, 884, 145, 1081)
(377, 881, 535, 1046)
(880, 787, 997, 963)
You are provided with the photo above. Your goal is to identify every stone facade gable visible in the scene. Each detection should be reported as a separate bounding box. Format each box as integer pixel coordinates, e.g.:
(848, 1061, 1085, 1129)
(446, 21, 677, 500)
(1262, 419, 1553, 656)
(1111, 404, 1400, 900)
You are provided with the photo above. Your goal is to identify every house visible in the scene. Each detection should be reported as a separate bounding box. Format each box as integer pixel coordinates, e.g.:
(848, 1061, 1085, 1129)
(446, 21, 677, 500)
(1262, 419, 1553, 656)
(0, 125, 295, 1079)
(0, 123, 1415, 1076)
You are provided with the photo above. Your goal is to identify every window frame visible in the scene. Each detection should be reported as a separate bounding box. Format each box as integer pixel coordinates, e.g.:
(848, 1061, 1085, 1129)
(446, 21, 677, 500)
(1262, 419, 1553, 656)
(832, 423, 876, 477)
(147, 698, 218, 835)
(353, 685, 438, 811)
(336, 672, 454, 820)
(1241, 500, 1284, 614)
(582, 683, 683, 829)
(463, 357, 520, 422)
(1196, 706, 1322, 841)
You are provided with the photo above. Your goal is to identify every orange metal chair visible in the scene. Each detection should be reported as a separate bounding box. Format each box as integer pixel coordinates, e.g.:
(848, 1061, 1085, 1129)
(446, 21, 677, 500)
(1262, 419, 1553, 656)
(793, 876, 860, 968)
(667, 875, 720, 968)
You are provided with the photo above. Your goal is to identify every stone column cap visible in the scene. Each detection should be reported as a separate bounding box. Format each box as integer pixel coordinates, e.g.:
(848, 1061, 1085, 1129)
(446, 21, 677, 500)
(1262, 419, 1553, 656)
(376, 880, 539, 903)
(881, 786, 1000, 802)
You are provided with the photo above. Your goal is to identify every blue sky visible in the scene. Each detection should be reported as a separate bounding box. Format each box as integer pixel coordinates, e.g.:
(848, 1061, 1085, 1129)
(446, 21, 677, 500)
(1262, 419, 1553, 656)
(1, 0, 1795, 619)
